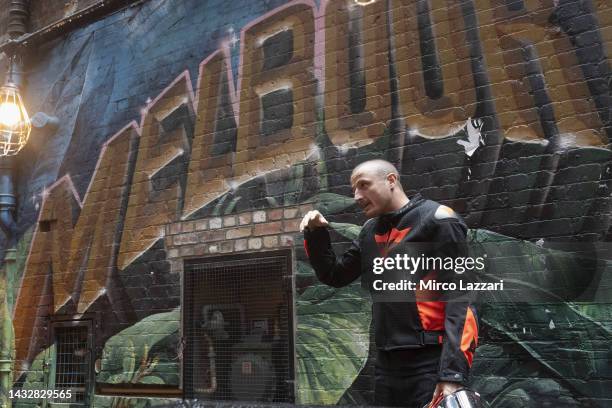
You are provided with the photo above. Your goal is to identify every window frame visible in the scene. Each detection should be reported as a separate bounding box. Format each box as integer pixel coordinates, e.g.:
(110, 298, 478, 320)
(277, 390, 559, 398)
(181, 249, 296, 402)
(48, 318, 94, 407)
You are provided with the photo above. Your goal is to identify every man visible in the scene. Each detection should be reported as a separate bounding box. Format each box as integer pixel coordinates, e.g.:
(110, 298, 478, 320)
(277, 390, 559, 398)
(300, 159, 478, 407)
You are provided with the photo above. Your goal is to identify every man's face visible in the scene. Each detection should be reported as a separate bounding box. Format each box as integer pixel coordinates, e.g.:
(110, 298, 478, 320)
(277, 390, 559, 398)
(351, 167, 394, 218)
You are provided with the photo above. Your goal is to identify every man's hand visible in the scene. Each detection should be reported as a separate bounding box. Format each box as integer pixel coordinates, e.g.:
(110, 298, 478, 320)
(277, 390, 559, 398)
(299, 210, 329, 232)
(429, 382, 462, 407)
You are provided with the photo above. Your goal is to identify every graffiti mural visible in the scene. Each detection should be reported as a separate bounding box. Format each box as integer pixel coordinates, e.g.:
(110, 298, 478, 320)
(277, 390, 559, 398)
(3, 0, 611, 406)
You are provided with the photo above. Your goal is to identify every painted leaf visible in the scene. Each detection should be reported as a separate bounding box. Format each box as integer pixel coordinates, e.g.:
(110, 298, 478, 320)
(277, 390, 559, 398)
(295, 261, 371, 405)
(98, 307, 180, 386)
(139, 375, 164, 385)
(329, 222, 362, 241)
(468, 229, 612, 403)
(316, 193, 357, 215)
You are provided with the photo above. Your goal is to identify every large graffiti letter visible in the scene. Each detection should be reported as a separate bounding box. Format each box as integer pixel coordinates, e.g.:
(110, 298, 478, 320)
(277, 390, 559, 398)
(235, 1, 316, 185)
(183, 49, 237, 219)
(13, 177, 80, 366)
(70, 125, 137, 312)
(323, 0, 392, 146)
(479, 0, 605, 146)
(118, 74, 194, 270)
(392, 0, 477, 137)
(594, 1, 612, 52)
(13, 124, 137, 366)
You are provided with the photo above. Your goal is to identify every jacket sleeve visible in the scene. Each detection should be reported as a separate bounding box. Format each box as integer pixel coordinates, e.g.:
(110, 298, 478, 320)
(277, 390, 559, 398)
(303, 226, 362, 288)
(432, 218, 479, 384)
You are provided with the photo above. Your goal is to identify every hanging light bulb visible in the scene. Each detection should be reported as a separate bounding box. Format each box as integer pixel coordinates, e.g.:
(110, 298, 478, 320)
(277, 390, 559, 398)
(0, 100, 21, 127)
(0, 81, 31, 156)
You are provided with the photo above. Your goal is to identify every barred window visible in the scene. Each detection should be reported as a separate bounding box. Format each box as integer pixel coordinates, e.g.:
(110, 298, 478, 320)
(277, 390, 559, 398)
(183, 250, 295, 402)
(52, 322, 92, 406)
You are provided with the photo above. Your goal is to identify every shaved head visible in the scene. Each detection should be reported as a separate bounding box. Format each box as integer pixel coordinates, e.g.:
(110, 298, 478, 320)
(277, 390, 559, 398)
(352, 160, 402, 189)
(350, 159, 408, 217)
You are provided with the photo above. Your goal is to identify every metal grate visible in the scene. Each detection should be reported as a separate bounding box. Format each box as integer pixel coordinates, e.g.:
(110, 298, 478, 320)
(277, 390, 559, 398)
(53, 324, 91, 405)
(183, 251, 295, 402)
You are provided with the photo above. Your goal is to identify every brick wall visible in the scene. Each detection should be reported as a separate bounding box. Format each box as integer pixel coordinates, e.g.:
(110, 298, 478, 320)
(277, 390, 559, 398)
(164, 205, 310, 263)
(3, 0, 611, 406)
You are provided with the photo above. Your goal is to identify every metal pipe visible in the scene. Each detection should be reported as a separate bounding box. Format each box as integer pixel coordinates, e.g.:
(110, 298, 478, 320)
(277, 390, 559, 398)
(0, 153, 17, 249)
(4, 55, 23, 90)
(0, 141, 16, 402)
(195, 334, 217, 394)
(0, 249, 15, 408)
(0, 0, 148, 55)
(7, 0, 29, 39)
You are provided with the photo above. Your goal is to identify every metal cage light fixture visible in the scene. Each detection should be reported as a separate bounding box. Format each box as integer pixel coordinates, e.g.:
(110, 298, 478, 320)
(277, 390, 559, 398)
(0, 55, 31, 156)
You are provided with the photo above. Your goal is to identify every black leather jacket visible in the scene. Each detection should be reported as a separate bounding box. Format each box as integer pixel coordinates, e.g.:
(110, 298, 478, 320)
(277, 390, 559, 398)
(303, 194, 479, 383)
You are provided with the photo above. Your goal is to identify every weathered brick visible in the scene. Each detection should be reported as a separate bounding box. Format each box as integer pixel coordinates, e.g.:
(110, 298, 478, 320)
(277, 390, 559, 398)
(234, 239, 248, 251)
(195, 219, 208, 231)
(263, 235, 278, 248)
(220, 240, 233, 253)
(223, 216, 236, 227)
(174, 233, 198, 245)
(226, 227, 252, 239)
(193, 244, 207, 256)
(248, 238, 262, 250)
(238, 212, 252, 225)
(209, 217, 223, 229)
(179, 246, 194, 257)
(181, 222, 194, 233)
(168, 223, 181, 235)
(254, 221, 282, 236)
(283, 219, 300, 232)
(253, 210, 266, 223)
(268, 208, 283, 220)
(201, 230, 226, 242)
(283, 207, 298, 219)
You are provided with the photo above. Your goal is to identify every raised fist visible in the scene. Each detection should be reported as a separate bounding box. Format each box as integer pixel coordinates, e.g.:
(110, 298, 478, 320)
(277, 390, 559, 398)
(299, 210, 329, 232)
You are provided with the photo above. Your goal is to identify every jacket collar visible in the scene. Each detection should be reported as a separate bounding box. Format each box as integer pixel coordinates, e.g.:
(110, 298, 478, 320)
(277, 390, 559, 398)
(377, 193, 424, 226)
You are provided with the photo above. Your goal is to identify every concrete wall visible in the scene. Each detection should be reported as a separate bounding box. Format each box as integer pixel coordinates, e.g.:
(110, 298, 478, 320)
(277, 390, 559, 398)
(2, 0, 611, 406)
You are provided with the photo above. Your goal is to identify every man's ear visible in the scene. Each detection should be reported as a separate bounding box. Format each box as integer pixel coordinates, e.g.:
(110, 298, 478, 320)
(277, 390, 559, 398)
(387, 173, 398, 187)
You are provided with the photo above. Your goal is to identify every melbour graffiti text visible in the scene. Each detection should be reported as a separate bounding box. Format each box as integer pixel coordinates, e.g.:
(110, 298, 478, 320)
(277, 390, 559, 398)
(14, 0, 609, 330)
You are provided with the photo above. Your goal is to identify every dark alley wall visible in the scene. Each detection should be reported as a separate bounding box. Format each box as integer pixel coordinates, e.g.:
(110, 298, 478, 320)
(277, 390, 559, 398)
(2, 0, 611, 406)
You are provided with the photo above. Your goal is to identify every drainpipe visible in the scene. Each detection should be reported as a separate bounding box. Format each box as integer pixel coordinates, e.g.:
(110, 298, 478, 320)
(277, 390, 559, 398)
(0, 252, 14, 408)
(0, 154, 16, 408)
(0, 3, 29, 406)
(0, 156, 17, 248)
